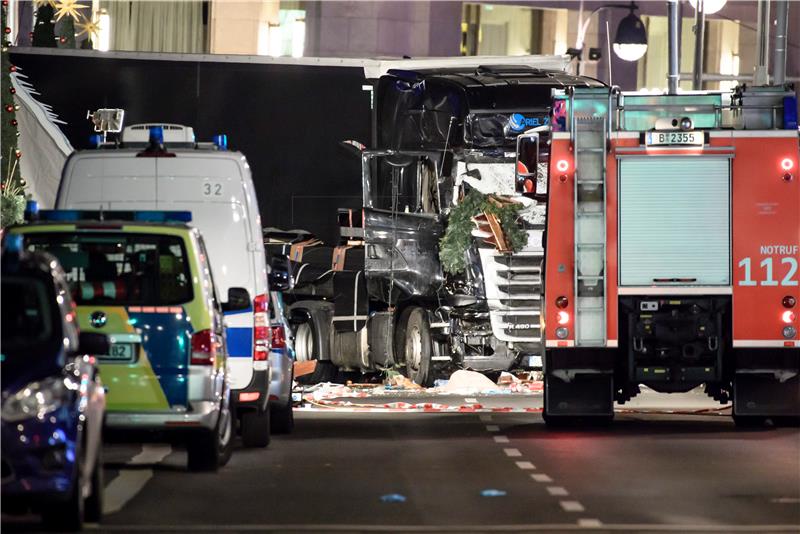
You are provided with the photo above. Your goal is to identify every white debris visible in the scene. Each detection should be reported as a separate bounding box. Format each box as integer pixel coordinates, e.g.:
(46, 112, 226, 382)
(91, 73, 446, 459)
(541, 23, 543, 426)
(440, 370, 499, 393)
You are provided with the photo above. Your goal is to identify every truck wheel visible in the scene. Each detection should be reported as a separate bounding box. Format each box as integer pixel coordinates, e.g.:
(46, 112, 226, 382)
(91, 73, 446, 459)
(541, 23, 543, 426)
(295, 320, 336, 384)
(270, 401, 295, 434)
(241, 409, 271, 448)
(398, 307, 433, 386)
(188, 405, 234, 471)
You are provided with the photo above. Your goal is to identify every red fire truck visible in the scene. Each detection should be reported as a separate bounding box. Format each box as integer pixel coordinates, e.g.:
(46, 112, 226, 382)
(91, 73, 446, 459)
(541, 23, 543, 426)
(540, 85, 799, 426)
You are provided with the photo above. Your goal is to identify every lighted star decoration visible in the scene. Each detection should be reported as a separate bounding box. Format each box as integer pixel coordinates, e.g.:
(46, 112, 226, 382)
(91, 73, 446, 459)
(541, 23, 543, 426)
(32, 0, 56, 9)
(54, 0, 89, 21)
(75, 14, 101, 40)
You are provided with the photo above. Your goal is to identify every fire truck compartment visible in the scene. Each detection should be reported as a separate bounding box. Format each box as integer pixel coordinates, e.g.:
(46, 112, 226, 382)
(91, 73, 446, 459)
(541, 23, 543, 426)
(618, 157, 731, 287)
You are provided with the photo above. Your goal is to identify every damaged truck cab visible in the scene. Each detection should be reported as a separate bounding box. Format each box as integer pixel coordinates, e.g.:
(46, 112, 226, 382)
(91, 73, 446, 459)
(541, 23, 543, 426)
(279, 62, 603, 384)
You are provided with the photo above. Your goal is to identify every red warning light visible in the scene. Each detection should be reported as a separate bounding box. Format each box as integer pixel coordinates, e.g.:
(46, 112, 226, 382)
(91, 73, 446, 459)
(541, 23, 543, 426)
(782, 311, 796, 324)
(781, 158, 794, 171)
(556, 159, 569, 173)
(557, 311, 570, 325)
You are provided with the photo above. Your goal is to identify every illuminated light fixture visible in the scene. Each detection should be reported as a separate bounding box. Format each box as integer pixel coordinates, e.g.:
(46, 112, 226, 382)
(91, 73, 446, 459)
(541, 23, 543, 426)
(556, 159, 569, 172)
(782, 310, 796, 324)
(97, 9, 110, 52)
(239, 392, 260, 402)
(613, 3, 648, 62)
(781, 158, 795, 171)
(557, 311, 570, 325)
(268, 22, 282, 58)
(291, 18, 305, 58)
(688, 0, 727, 15)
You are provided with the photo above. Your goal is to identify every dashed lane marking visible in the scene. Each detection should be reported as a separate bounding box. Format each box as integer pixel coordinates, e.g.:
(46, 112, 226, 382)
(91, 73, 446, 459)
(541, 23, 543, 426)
(531, 473, 553, 483)
(479, 414, 493, 422)
(503, 448, 522, 457)
(560, 501, 586, 512)
(103, 445, 172, 515)
(493, 435, 510, 443)
(577, 518, 603, 528)
(515, 461, 535, 470)
(486, 425, 500, 432)
(547, 486, 569, 496)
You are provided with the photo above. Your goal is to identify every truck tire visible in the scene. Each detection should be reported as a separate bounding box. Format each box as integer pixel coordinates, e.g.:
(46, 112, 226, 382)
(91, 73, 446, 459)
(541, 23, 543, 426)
(240, 409, 271, 448)
(397, 307, 433, 387)
(188, 405, 234, 471)
(294, 320, 336, 384)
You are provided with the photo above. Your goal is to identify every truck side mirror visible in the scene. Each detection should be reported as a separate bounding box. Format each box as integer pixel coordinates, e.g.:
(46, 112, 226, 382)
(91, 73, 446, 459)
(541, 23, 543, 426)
(222, 287, 251, 312)
(516, 133, 543, 200)
(78, 332, 110, 356)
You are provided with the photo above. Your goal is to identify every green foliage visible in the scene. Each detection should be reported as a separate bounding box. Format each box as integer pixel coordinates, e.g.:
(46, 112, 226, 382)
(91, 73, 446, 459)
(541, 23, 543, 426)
(439, 190, 527, 274)
(32, 5, 56, 48)
(1, 190, 25, 227)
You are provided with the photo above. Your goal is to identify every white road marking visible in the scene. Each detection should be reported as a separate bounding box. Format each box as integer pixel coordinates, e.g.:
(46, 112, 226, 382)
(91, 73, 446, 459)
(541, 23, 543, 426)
(547, 486, 569, 496)
(515, 461, 535, 470)
(493, 435, 510, 443)
(577, 518, 603, 527)
(103, 445, 172, 515)
(486, 424, 500, 432)
(479, 415, 493, 422)
(503, 448, 522, 457)
(531, 473, 553, 483)
(771, 497, 800, 504)
(560, 501, 585, 512)
(465, 397, 478, 404)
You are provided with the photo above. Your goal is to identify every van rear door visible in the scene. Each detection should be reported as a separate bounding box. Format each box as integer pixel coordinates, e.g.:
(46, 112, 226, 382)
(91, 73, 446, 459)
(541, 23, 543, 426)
(60, 153, 157, 209)
(155, 155, 256, 390)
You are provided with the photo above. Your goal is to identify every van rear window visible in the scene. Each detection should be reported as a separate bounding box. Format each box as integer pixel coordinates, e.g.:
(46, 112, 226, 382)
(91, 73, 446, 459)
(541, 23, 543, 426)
(25, 233, 193, 306)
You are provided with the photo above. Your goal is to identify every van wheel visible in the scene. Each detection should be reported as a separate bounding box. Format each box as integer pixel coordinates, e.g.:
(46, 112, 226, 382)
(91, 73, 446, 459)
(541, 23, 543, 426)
(397, 307, 433, 387)
(188, 405, 233, 471)
(241, 409, 271, 448)
(270, 401, 294, 434)
(84, 446, 104, 523)
(295, 320, 336, 384)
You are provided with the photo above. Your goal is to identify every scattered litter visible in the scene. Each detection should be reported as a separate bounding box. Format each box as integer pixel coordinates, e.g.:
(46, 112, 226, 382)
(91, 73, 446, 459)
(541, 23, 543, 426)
(433, 379, 449, 388)
(384, 372, 423, 391)
(441, 370, 499, 393)
(497, 371, 520, 385)
(480, 489, 507, 497)
(380, 493, 407, 503)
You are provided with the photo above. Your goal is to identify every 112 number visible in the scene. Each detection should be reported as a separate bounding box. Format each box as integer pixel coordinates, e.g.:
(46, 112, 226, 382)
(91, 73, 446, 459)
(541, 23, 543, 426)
(738, 257, 798, 286)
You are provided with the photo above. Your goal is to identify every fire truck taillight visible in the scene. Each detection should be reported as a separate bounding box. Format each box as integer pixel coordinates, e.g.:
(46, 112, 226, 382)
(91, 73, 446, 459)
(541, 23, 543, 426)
(557, 311, 570, 325)
(783, 296, 797, 309)
(781, 311, 796, 324)
(556, 159, 570, 173)
(555, 296, 569, 309)
(780, 158, 794, 171)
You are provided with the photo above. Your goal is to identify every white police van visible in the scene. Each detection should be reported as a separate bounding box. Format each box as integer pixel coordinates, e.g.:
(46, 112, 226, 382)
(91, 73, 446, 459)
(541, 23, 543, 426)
(55, 124, 274, 447)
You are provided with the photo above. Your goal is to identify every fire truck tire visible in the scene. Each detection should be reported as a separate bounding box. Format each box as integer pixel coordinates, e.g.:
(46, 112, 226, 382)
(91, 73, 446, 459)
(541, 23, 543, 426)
(397, 307, 433, 387)
(732, 415, 767, 428)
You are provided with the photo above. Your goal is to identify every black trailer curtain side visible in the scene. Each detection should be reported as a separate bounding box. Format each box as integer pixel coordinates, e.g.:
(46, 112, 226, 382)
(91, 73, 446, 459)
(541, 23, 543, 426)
(9, 48, 372, 245)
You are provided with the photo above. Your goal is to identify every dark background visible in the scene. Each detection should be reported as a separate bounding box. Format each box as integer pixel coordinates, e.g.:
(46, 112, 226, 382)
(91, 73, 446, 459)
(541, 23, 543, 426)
(10, 50, 372, 244)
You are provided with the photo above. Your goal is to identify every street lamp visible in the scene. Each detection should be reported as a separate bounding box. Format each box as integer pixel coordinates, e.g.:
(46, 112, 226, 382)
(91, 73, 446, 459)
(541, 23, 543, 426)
(571, 1, 648, 73)
(613, 5, 648, 62)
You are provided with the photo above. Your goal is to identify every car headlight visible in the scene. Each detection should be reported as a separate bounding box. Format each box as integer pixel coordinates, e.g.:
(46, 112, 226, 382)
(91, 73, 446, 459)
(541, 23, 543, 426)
(1, 377, 71, 422)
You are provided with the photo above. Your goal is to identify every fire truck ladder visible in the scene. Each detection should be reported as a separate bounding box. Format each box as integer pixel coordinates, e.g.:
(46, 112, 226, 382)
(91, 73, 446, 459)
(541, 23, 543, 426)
(571, 91, 610, 347)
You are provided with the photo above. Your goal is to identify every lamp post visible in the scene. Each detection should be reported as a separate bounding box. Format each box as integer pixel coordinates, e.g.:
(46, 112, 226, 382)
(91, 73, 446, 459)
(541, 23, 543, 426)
(572, 2, 648, 75)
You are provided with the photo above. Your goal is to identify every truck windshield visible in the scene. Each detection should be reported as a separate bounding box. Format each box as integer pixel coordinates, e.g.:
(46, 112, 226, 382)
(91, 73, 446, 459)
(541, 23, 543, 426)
(25, 233, 193, 306)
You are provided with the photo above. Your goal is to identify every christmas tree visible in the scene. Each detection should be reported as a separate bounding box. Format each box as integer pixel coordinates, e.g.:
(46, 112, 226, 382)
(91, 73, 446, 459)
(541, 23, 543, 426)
(1, 0, 26, 227)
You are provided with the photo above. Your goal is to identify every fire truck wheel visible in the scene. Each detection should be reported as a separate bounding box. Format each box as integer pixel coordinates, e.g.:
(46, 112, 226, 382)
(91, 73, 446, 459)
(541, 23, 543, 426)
(732, 415, 767, 428)
(398, 307, 433, 387)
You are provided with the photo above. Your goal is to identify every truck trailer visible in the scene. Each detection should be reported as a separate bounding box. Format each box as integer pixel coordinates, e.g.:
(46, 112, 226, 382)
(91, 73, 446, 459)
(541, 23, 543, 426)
(541, 85, 799, 425)
(272, 62, 604, 384)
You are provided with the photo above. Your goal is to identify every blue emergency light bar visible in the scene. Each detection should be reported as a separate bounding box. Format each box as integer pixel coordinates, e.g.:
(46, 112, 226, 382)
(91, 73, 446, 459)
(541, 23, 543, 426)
(3, 234, 23, 253)
(38, 210, 192, 223)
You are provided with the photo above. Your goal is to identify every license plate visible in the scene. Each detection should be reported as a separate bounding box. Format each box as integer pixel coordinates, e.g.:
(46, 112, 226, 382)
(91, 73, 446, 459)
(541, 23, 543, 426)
(646, 131, 703, 147)
(105, 342, 135, 361)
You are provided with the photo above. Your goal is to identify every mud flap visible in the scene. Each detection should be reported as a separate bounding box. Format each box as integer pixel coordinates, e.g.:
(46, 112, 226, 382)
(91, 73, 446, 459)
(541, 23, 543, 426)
(544, 370, 614, 418)
(733, 371, 800, 417)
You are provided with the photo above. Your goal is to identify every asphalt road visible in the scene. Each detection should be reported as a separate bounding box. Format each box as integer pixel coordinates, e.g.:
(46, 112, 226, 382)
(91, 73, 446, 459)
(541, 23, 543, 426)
(3, 391, 799, 533)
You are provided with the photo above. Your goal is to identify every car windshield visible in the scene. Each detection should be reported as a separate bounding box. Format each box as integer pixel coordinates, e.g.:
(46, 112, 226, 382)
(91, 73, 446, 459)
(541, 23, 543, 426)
(25, 233, 193, 306)
(1, 276, 58, 352)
